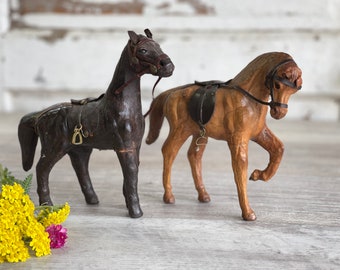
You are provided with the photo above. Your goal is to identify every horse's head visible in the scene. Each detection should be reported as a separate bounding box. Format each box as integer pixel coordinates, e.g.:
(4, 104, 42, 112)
(266, 58, 302, 119)
(127, 29, 175, 77)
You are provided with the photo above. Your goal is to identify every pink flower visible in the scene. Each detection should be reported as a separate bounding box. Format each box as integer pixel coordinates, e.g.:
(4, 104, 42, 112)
(46, 224, 68, 248)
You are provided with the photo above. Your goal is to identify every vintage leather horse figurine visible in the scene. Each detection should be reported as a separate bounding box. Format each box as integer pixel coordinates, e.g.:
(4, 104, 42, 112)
(145, 52, 302, 221)
(18, 29, 174, 218)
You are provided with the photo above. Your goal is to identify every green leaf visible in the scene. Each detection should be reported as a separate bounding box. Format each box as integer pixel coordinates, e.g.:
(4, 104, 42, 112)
(22, 173, 33, 194)
(0, 163, 32, 194)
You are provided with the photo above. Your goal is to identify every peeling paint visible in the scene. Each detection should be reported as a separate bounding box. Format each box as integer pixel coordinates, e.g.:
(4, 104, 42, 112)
(155, 0, 214, 16)
(15, 0, 213, 17)
(18, 0, 145, 15)
(156, 2, 171, 10)
(8, 20, 69, 43)
(177, 0, 215, 15)
(38, 29, 68, 44)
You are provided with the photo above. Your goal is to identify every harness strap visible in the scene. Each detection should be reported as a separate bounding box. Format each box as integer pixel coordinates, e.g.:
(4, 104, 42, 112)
(227, 84, 272, 106)
(229, 58, 300, 109)
(115, 37, 166, 96)
(140, 54, 169, 75)
(113, 68, 148, 95)
(273, 75, 302, 90)
(265, 58, 296, 89)
(143, 76, 162, 118)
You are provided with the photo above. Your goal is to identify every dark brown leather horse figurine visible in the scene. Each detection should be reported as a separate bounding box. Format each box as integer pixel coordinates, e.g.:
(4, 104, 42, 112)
(145, 52, 302, 221)
(18, 29, 174, 218)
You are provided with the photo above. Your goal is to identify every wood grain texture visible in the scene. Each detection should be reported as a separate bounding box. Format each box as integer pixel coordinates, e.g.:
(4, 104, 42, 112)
(0, 114, 339, 269)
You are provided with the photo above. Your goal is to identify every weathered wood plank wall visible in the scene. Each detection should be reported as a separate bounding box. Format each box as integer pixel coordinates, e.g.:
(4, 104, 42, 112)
(1, 0, 340, 120)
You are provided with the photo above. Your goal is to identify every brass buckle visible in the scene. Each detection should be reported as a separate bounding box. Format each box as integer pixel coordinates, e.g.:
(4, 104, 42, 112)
(195, 127, 207, 152)
(72, 125, 83, 145)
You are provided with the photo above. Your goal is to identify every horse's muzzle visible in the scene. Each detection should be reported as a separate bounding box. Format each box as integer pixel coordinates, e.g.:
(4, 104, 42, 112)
(157, 56, 175, 77)
(270, 106, 288, 119)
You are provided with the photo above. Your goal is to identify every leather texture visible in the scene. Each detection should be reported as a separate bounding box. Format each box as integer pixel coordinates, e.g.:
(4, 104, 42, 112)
(188, 82, 222, 128)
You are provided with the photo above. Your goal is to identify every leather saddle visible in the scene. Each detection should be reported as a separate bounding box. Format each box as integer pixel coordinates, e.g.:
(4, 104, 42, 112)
(188, 80, 230, 128)
(71, 93, 104, 105)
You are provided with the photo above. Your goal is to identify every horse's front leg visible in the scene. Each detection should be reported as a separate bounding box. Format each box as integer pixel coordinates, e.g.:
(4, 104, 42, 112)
(250, 125, 284, 181)
(68, 147, 99, 204)
(116, 148, 143, 218)
(228, 139, 256, 221)
(187, 135, 210, 203)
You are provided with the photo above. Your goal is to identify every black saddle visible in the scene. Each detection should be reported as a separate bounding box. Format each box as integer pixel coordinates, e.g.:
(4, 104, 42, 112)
(71, 93, 104, 105)
(188, 80, 230, 128)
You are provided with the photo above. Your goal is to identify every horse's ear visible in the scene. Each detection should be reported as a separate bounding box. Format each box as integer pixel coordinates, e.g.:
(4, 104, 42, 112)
(144, 29, 153, 39)
(128, 30, 139, 44)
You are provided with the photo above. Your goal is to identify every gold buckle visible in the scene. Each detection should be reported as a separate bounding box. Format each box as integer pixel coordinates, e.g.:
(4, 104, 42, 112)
(72, 125, 83, 145)
(195, 127, 207, 151)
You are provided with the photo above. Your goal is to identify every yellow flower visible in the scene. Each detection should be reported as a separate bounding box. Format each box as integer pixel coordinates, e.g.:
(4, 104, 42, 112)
(38, 203, 70, 228)
(1, 183, 24, 203)
(0, 221, 30, 262)
(0, 183, 51, 263)
(27, 221, 51, 257)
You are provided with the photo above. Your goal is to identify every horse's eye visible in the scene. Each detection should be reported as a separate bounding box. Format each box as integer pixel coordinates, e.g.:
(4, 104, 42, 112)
(138, 49, 147, 54)
(274, 82, 280, 89)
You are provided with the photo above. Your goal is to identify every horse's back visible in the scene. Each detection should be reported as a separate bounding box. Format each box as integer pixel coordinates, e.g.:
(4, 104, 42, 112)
(163, 83, 235, 119)
(163, 86, 200, 126)
(162, 84, 198, 113)
(162, 84, 265, 140)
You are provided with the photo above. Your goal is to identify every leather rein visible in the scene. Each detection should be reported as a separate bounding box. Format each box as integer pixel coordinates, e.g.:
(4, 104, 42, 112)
(228, 58, 301, 109)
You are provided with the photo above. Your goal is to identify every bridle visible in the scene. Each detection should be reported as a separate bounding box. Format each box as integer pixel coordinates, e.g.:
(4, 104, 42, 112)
(265, 58, 302, 108)
(114, 37, 168, 95)
(228, 58, 301, 109)
(128, 37, 169, 75)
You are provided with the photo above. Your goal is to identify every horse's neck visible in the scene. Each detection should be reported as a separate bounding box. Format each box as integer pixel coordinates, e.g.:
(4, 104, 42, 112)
(234, 70, 269, 102)
(105, 47, 141, 101)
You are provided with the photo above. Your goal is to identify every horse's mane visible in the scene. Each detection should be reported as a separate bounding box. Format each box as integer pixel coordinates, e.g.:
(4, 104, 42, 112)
(232, 52, 293, 85)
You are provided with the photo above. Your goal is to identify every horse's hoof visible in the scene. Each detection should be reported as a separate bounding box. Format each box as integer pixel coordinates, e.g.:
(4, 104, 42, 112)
(163, 193, 175, 204)
(86, 195, 99, 205)
(242, 212, 257, 221)
(250, 169, 270, 182)
(198, 194, 211, 203)
(249, 169, 261, 181)
(39, 197, 53, 206)
(129, 206, 143, 218)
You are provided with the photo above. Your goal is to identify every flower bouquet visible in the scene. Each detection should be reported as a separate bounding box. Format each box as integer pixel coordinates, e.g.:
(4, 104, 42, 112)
(0, 164, 70, 263)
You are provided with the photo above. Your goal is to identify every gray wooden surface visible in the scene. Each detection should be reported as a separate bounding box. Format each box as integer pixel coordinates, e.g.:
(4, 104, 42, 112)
(0, 114, 339, 269)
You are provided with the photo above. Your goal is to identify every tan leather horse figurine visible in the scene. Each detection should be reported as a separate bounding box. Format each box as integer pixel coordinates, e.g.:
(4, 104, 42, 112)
(145, 52, 302, 221)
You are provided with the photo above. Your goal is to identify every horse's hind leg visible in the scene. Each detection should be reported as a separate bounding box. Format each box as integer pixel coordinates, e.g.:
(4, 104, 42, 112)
(250, 125, 284, 181)
(187, 136, 211, 202)
(36, 150, 65, 206)
(68, 148, 99, 204)
(162, 129, 191, 204)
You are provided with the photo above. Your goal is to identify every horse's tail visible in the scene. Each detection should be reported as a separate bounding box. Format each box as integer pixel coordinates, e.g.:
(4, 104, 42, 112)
(18, 113, 38, 171)
(145, 91, 169, 145)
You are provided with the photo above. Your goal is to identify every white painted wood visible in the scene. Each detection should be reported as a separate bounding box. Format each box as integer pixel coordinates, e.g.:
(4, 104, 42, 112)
(1, 0, 340, 120)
